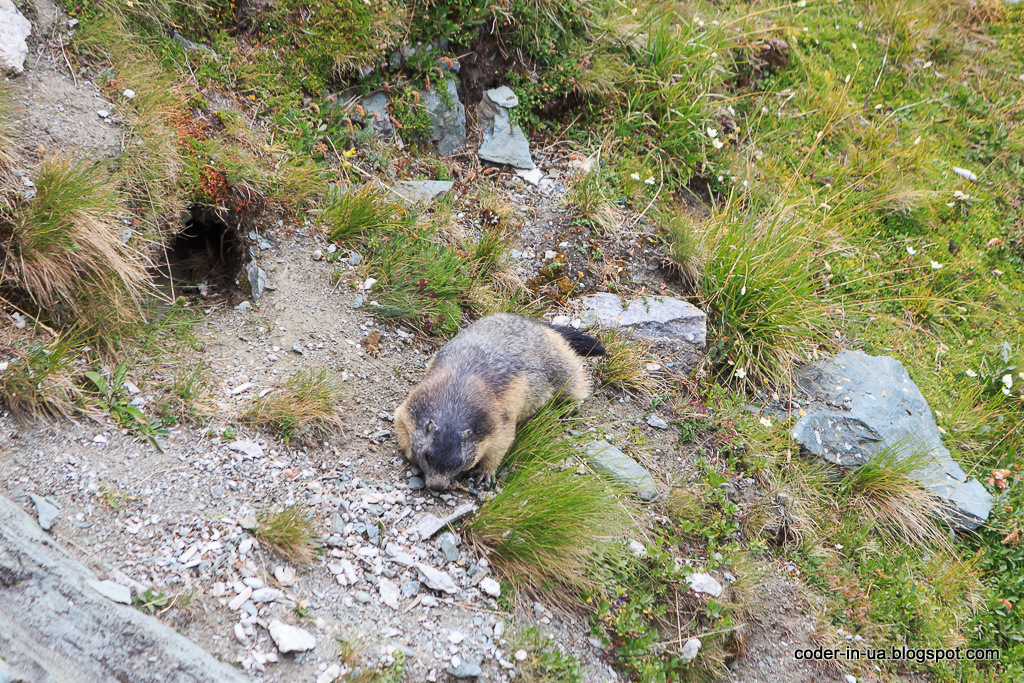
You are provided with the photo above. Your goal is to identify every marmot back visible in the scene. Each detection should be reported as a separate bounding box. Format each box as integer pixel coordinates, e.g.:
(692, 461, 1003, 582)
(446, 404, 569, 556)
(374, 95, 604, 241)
(394, 314, 604, 491)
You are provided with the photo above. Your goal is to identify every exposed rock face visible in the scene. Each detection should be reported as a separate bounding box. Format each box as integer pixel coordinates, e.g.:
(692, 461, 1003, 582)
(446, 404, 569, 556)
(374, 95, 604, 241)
(359, 92, 395, 138)
(388, 180, 454, 205)
(790, 350, 993, 530)
(585, 440, 658, 501)
(477, 86, 534, 169)
(422, 77, 466, 155)
(0, 494, 250, 682)
(580, 292, 706, 374)
(0, 0, 31, 75)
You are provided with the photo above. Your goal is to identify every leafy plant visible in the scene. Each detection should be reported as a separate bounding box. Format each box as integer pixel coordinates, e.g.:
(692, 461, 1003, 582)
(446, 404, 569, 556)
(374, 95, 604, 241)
(84, 361, 169, 451)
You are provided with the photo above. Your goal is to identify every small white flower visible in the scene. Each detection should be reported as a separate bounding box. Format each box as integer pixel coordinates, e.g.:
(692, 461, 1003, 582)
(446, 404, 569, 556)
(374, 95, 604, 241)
(913, 135, 921, 145)
(1003, 386, 1012, 396)
(712, 138, 724, 149)
(644, 176, 655, 185)
(717, 175, 724, 182)
(994, 269, 1003, 277)
(844, 74, 850, 84)
(706, 127, 718, 138)
(742, 180, 748, 187)
(852, 42, 857, 50)
(965, 369, 977, 377)
(906, 246, 916, 255)
(1002, 374, 1013, 389)
(835, 544, 844, 550)
(734, 367, 747, 379)
(759, 416, 773, 428)
(798, 0, 806, 6)
(630, 172, 640, 181)
(930, 260, 942, 270)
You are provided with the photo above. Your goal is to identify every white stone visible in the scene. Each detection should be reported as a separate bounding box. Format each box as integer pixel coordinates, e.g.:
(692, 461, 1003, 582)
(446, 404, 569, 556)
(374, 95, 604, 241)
(123, 89, 136, 99)
(317, 664, 342, 683)
(274, 565, 296, 586)
(416, 563, 459, 594)
(686, 572, 723, 598)
(447, 631, 465, 644)
(680, 637, 701, 664)
(267, 620, 316, 653)
(379, 577, 401, 609)
(250, 588, 285, 603)
(228, 440, 264, 458)
(0, 0, 31, 75)
(628, 540, 647, 558)
(228, 586, 252, 611)
(514, 649, 527, 662)
(479, 577, 501, 598)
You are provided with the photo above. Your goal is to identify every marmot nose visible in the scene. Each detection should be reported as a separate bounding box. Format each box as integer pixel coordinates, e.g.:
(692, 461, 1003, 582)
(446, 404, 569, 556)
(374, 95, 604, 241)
(425, 476, 450, 492)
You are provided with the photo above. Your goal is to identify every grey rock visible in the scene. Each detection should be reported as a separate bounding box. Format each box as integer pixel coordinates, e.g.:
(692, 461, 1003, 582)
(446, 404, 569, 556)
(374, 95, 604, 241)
(0, 495, 250, 682)
(28, 495, 59, 531)
(250, 587, 286, 603)
(421, 77, 466, 155)
(646, 414, 670, 430)
(388, 180, 454, 205)
(268, 619, 316, 653)
(227, 440, 264, 459)
(580, 293, 706, 374)
(172, 31, 217, 57)
(354, 590, 372, 604)
(408, 476, 425, 490)
(581, 293, 706, 347)
(359, 92, 395, 138)
(415, 563, 459, 594)
(478, 87, 534, 169)
(448, 656, 483, 679)
(585, 441, 657, 501)
(686, 572, 723, 598)
(409, 502, 476, 540)
(790, 349, 992, 530)
(0, 660, 26, 683)
(0, 0, 31, 75)
(680, 638, 702, 664)
(91, 580, 132, 605)
(245, 260, 266, 301)
(438, 532, 461, 562)
(345, 251, 362, 267)
(400, 580, 420, 598)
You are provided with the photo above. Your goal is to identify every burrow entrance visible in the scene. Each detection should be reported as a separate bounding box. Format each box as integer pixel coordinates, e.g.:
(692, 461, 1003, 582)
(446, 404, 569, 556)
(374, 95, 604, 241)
(155, 205, 246, 296)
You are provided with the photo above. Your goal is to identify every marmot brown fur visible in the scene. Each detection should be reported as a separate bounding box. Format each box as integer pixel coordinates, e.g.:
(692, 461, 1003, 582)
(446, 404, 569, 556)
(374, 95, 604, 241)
(394, 313, 604, 491)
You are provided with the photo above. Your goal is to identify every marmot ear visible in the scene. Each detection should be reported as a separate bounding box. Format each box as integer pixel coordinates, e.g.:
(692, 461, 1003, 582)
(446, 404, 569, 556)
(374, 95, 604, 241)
(426, 420, 437, 434)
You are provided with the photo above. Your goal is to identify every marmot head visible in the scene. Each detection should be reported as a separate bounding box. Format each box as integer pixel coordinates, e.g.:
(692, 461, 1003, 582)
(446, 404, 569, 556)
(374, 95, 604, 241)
(411, 419, 477, 491)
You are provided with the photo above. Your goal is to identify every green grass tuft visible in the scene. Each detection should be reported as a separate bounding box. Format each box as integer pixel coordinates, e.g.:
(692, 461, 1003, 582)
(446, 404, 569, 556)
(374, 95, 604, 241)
(255, 506, 317, 563)
(243, 368, 344, 443)
(467, 405, 634, 598)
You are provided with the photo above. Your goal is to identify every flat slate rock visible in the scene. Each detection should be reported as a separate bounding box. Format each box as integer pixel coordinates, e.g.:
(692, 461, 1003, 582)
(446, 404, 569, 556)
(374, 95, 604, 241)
(388, 180, 454, 205)
(581, 292, 706, 347)
(422, 77, 466, 155)
(585, 440, 658, 501)
(790, 349, 992, 530)
(477, 87, 534, 169)
(0, 494, 250, 682)
(580, 292, 707, 374)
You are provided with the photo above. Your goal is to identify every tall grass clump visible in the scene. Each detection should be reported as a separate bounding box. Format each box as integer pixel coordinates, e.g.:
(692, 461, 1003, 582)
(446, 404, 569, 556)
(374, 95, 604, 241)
(466, 405, 634, 597)
(835, 445, 948, 548)
(324, 186, 410, 242)
(0, 335, 84, 418)
(594, 328, 666, 397)
(615, 15, 726, 179)
(0, 157, 148, 334)
(695, 198, 835, 390)
(255, 506, 317, 563)
(242, 368, 344, 442)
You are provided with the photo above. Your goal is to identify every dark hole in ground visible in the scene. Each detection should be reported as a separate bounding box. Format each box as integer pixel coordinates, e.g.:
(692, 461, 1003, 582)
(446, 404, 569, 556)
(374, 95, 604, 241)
(154, 204, 245, 295)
